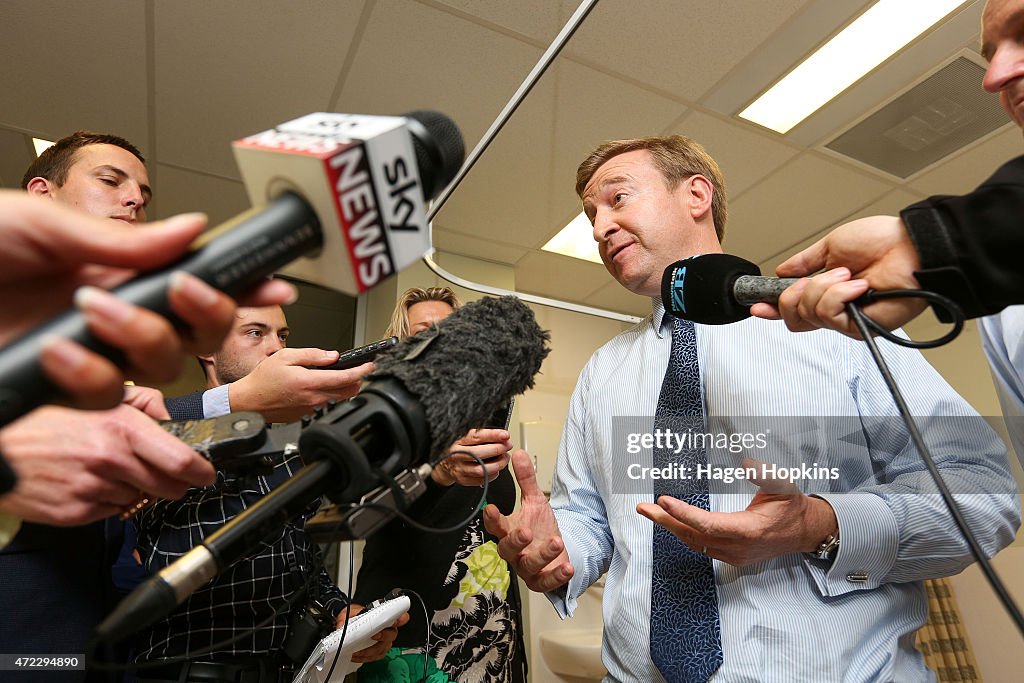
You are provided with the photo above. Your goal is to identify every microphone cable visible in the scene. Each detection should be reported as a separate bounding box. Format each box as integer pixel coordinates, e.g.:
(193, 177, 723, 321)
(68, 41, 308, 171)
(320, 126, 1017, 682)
(846, 296, 1024, 638)
(853, 288, 964, 349)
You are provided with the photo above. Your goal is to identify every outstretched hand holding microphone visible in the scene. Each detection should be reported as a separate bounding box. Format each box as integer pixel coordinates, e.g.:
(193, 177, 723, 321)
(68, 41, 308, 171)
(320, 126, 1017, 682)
(749, 215, 930, 336)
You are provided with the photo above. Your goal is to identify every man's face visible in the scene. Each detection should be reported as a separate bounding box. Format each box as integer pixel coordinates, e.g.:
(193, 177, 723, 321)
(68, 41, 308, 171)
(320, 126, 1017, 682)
(38, 143, 151, 223)
(581, 149, 716, 297)
(208, 306, 290, 385)
(982, 0, 1024, 129)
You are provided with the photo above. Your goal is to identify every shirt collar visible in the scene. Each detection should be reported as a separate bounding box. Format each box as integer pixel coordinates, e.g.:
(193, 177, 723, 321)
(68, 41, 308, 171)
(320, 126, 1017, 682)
(652, 297, 670, 339)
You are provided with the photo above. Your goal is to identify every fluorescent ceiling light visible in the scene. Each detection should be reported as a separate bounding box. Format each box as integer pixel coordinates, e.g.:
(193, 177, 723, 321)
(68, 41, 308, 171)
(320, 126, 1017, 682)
(32, 137, 55, 157)
(739, 0, 968, 134)
(541, 212, 603, 264)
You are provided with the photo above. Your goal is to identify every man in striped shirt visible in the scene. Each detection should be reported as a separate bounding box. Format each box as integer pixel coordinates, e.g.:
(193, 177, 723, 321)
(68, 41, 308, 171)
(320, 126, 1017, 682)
(485, 135, 1019, 682)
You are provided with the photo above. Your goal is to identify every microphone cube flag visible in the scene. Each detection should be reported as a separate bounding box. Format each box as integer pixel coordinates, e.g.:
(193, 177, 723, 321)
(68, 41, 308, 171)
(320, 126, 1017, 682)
(233, 113, 430, 295)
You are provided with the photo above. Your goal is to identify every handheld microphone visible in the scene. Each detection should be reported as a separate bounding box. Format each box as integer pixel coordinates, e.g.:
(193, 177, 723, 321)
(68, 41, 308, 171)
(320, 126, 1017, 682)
(0, 111, 464, 427)
(662, 253, 798, 324)
(93, 295, 550, 646)
(234, 110, 463, 294)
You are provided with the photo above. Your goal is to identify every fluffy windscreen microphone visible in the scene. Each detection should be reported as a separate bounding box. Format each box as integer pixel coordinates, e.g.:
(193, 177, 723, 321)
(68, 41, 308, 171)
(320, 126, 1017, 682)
(366, 295, 550, 459)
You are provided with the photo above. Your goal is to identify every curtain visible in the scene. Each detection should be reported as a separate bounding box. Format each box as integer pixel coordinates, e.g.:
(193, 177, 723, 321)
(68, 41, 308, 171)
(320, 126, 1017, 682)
(916, 578, 982, 682)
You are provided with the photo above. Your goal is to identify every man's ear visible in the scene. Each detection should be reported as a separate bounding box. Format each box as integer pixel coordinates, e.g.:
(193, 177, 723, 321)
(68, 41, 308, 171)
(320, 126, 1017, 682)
(197, 354, 216, 381)
(25, 177, 55, 198)
(685, 174, 714, 223)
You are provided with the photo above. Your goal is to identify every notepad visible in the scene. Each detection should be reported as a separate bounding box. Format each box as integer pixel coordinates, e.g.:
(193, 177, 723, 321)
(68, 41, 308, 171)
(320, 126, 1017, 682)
(292, 596, 411, 683)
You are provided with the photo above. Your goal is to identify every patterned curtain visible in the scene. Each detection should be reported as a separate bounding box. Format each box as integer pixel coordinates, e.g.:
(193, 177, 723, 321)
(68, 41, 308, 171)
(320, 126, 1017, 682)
(916, 578, 983, 682)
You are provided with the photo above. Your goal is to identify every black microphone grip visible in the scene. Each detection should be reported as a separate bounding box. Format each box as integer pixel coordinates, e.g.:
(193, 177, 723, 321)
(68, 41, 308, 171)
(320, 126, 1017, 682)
(0, 192, 322, 427)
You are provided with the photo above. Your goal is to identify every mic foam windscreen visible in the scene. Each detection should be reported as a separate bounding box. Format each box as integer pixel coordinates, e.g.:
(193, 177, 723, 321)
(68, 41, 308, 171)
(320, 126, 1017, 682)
(662, 253, 761, 325)
(368, 296, 550, 456)
(404, 110, 465, 200)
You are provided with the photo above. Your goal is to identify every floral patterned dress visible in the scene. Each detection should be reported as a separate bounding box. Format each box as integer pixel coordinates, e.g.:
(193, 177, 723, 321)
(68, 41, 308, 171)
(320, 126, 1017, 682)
(354, 467, 526, 683)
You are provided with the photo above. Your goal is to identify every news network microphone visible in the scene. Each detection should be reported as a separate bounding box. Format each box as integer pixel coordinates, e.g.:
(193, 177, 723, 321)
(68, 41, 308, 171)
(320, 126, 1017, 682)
(234, 111, 464, 294)
(93, 296, 550, 647)
(0, 112, 464, 427)
(662, 253, 799, 324)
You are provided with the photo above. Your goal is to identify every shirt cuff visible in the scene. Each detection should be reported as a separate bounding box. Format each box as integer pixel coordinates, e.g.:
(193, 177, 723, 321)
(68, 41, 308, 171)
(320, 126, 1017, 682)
(544, 540, 586, 619)
(202, 385, 231, 419)
(804, 492, 898, 597)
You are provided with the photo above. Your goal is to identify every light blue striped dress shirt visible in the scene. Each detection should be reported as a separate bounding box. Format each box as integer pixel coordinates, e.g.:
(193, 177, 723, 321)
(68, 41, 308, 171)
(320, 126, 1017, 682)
(548, 299, 1019, 683)
(981, 306, 1024, 466)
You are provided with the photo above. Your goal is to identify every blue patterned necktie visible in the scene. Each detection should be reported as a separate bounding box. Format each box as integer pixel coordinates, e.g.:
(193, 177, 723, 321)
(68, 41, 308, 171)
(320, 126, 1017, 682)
(650, 316, 723, 682)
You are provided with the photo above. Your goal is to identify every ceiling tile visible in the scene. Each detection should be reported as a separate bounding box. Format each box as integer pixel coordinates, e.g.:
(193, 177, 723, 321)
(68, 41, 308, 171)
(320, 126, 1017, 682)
(432, 226, 529, 264)
(0, 1, 149, 145)
(672, 110, 800, 197)
(424, 0, 569, 42)
(514, 251, 609, 302)
(725, 152, 892, 263)
(151, 164, 250, 225)
(845, 187, 927, 221)
(908, 123, 1023, 197)
(702, 0, 866, 115)
(437, 53, 688, 256)
(335, 0, 546, 148)
(756, 188, 924, 274)
(427, 75, 558, 253)
(548, 60, 692, 225)
(567, 0, 810, 102)
(153, 0, 369, 177)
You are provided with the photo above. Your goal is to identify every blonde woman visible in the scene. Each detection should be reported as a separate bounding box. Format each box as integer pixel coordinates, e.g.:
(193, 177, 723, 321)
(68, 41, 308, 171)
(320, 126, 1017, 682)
(354, 287, 527, 683)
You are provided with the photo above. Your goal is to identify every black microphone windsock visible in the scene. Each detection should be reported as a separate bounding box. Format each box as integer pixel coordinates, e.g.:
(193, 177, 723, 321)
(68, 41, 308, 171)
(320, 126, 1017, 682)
(662, 253, 761, 324)
(233, 111, 465, 295)
(662, 253, 801, 325)
(368, 295, 550, 459)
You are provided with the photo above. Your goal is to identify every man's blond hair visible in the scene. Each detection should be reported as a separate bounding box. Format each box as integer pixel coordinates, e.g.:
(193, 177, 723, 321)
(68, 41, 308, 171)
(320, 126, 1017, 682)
(575, 135, 728, 241)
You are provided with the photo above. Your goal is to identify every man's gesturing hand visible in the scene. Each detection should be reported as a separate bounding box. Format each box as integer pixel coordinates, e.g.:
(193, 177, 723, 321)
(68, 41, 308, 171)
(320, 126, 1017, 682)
(636, 458, 838, 566)
(482, 449, 574, 592)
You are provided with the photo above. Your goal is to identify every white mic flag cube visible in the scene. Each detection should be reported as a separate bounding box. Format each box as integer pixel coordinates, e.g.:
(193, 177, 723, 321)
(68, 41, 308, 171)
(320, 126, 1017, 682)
(233, 113, 430, 295)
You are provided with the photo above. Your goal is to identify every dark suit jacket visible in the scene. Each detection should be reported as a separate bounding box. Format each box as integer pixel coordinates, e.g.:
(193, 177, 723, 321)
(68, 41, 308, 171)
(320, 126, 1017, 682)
(165, 391, 204, 421)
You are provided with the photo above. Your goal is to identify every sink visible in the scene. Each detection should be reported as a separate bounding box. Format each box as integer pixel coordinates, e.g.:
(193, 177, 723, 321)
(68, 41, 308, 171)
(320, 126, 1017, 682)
(539, 628, 607, 680)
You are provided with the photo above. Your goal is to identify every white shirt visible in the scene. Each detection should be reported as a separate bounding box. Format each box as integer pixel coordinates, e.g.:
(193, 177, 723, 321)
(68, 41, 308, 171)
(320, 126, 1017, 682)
(980, 306, 1024, 467)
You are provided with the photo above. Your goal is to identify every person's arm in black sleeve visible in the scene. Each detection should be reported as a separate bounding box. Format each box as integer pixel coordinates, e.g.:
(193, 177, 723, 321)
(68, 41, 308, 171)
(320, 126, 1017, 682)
(902, 154, 1024, 319)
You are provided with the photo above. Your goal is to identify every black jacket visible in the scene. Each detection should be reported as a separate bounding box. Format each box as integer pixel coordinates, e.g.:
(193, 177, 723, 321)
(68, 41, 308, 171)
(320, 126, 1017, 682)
(164, 391, 204, 421)
(902, 154, 1024, 319)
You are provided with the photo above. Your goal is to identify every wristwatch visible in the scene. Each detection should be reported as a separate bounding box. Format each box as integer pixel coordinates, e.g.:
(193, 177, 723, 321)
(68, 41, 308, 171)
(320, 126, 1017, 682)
(811, 531, 840, 561)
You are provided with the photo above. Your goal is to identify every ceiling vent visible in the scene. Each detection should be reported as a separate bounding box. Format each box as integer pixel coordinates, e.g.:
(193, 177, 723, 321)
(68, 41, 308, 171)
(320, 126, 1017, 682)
(824, 54, 1007, 179)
